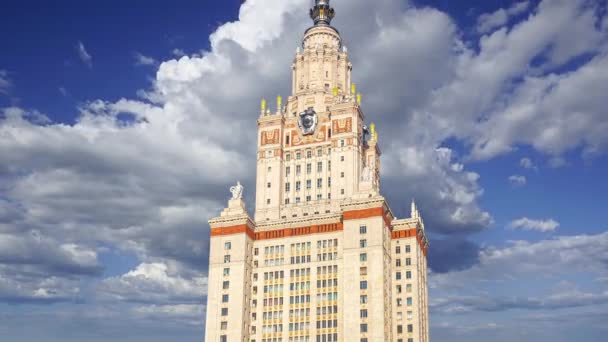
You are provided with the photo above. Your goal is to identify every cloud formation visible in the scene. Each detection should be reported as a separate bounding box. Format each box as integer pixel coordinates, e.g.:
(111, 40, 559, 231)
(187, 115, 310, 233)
(0, 69, 11, 94)
(508, 175, 527, 186)
(76, 41, 93, 68)
(477, 1, 530, 34)
(0, 0, 607, 340)
(508, 217, 560, 232)
(134, 52, 157, 66)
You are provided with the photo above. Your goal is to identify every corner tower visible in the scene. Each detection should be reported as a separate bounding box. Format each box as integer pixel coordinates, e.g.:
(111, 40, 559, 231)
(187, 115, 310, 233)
(207, 1, 430, 341)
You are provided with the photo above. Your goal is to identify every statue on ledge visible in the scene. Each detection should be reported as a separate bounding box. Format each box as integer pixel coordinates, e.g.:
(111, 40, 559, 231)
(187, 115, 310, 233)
(230, 181, 243, 200)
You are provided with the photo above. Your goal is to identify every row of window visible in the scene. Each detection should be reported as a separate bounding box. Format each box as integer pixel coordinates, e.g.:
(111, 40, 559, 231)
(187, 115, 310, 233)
(290, 308, 310, 319)
(396, 258, 413, 267)
(288, 322, 311, 332)
(395, 245, 412, 254)
(263, 284, 284, 295)
(284, 193, 332, 204)
(396, 271, 413, 280)
(262, 311, 283, 320)
(285, 178, 329, 191)
(285, 161, 330, 176)
(316, 278, 338, 288)
(285, 148, 329, 161)
(264, 271, 285, 280)
(264, 245, 285, 255)
(316, 319, 337, 329)
(317, 252, 338, 262)
(290, 281, 310, 291)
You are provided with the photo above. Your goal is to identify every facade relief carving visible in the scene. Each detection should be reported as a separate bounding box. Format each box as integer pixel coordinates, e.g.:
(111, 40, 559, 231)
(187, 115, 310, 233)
(261, 129, 280, 145)
(332, 117, 352, 134)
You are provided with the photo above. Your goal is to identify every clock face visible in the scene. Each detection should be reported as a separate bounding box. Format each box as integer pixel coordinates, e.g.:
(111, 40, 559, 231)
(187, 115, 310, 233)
(298, 108, 318, 135)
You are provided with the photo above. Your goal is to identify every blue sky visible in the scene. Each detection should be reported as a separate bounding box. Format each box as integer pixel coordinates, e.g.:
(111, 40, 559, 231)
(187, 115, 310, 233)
(1, 0, 607, 341)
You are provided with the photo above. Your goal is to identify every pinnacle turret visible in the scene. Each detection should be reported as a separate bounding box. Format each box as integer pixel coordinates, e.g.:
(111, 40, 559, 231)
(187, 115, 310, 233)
(310, 0, 336, 27)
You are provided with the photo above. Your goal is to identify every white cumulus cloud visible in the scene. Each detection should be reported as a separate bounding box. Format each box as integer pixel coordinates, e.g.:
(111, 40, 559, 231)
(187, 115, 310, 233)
(508, 217, 560, 232)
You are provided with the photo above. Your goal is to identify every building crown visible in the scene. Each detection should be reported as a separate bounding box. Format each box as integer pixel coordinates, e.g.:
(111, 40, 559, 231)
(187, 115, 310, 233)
(310, 0, 335, 27)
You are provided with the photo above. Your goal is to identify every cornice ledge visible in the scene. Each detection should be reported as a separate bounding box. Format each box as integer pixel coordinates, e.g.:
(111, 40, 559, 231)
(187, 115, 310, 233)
(208, 214, 255, 229)
(255, 213, 343, 232)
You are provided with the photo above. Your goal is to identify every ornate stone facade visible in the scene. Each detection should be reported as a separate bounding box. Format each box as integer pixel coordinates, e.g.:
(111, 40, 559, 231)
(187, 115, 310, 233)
(206, 1, 429, 341)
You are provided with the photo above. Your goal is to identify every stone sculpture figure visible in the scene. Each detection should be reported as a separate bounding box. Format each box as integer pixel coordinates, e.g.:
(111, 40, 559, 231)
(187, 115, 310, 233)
(230, 181, 243, 200)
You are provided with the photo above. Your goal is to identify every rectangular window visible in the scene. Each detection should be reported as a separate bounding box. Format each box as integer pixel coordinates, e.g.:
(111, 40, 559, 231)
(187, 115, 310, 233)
(317, 162, 322, 172)
(396, 259, 401, 267)
(224, 255, 231, 263)
(286, 135, 290, 145)
(397, 325, 403, 334)
(285, 182, 290, 192)
(406, 284, 412, 293)
(328, 161, 331, 171)
(340, 171, 344, 178)
(286, 166, 290, 175)
(407, 324, 413, 333)
(341, 189, 345, 195)
(360, 253, 367, 262)
(396, 285, 402, 293)
(406, 258, 412, 266)
(317, 178, 322, 188)
(224, 242, 231, 250)
(307, 150, 312, 158)
(360, 281, 367, 290)
(306, 195, 311, 202)
(296, 197, 301, 203)
(406, 245, 411, 253)
(360, 295, 367, 304)
(360, 324, 367, 333)
(296, 181, 301, 191)
(360, 309, 368, 318)
(407, 297, 413, 306)
(285, 198, 290, 204)
(222, 281, 229, 289)
(341, 140, 345, 147)
(406, 271, 412, 279)
(221, 308, 228, 316)
(220, 335, 227, 342)
(396, 246, 401, 254)
(307, 163, 312, 174)
(296, 152, 301, 160)
(296, 165, 301, 175)
(360, 267, 367, 275)
(221, 321, 227, 330)
(317, 194, 322, 200)
(267, 182, 271, 188)
(222, 294, 229, 303)
(396, 272, 402, 280)
(328, 177, 331, 187)
(286, 153, 291, 161)
(397, 298, 402, 307)
(317, 148, 322, 157)
(360, 239, 367, 248)
(306, 179, 312, 189)
(360, 225, 367, 234)
(340, 155, 345, 161)
(223, 268, 230, 276)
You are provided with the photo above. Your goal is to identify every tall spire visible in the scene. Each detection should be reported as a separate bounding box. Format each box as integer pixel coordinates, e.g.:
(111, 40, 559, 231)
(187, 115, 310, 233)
(310, 0, 335, 27)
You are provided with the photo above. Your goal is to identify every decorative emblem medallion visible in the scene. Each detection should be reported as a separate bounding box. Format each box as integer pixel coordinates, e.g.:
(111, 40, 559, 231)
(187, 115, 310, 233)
(298, 107, 318, 135)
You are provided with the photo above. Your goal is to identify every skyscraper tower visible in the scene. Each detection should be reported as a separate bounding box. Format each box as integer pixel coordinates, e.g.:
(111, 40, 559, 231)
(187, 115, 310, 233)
(206, 1, 429, 341)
